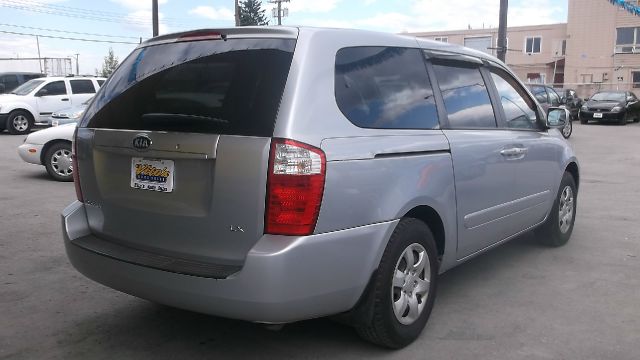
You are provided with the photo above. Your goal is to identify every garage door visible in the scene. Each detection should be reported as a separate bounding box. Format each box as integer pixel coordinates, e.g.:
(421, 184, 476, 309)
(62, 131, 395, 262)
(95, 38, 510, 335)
(464, 36, 493, 55)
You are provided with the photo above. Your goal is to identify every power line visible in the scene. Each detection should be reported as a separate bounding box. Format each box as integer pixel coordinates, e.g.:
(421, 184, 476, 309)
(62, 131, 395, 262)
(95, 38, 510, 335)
(0, 22, 143, 39)
(0, 0, 190, 27)
(0, 29, 140, 44)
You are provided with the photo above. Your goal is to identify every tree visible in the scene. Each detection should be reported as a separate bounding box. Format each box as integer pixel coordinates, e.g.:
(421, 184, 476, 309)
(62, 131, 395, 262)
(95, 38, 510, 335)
(239, 0, 269, 26)
(96, 47, 119, 78)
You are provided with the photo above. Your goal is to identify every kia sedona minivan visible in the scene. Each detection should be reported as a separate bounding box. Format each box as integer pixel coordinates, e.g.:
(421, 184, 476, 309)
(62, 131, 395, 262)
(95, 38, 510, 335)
(62, 27, 579, 348)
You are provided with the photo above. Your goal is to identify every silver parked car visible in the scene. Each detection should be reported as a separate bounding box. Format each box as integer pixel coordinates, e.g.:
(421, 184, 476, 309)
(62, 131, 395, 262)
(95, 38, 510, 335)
(62, 27, 579, 348)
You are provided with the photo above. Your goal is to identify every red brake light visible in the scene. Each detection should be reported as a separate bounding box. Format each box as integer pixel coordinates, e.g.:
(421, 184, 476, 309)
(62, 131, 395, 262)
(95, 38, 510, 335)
(265, 139, 326, 236)
(72, 128, 83, 203)
(177, 31, 224, 42)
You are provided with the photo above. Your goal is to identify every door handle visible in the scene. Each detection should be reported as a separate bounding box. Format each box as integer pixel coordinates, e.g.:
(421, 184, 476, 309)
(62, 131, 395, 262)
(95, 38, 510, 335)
(500, 147, 528, 157)
(61, 98, 69, 101)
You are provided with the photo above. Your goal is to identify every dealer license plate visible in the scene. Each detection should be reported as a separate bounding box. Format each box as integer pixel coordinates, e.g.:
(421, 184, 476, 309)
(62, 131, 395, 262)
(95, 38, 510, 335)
(130, 158, 174, 193)
(593, 112, 603, 118)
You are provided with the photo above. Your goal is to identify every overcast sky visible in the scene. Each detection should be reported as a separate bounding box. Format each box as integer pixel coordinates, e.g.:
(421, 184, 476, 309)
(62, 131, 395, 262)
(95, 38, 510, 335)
(0, 0, 568, 74)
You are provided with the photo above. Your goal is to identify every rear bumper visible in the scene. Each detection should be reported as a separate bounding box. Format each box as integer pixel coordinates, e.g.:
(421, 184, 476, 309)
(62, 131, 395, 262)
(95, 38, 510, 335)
(62, 201, 396, 323)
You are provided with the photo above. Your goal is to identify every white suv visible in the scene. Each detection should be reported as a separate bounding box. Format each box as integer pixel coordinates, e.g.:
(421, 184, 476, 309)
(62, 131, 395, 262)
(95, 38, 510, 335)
(0, 76, 105, 134)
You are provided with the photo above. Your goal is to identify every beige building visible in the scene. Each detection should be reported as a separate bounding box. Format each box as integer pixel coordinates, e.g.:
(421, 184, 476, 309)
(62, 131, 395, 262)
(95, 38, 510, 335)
(408, 0, 640, 97)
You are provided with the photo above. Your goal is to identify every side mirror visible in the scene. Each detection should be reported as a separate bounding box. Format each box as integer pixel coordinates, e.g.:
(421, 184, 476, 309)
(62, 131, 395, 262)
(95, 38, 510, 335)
(547, 107, 569, 128)
(35, 88, 48, 97)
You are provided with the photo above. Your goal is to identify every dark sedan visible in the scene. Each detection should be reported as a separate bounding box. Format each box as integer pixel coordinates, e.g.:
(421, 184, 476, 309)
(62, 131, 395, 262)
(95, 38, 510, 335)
(579, 91, 640, 125)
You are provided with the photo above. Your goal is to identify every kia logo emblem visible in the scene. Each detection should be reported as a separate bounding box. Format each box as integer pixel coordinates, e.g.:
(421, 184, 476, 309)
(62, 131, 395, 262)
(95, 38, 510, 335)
(133, 135, 152, 150)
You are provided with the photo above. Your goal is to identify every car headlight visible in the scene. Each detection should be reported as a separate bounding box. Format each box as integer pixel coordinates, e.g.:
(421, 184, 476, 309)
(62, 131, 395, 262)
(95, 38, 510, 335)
(70, 110, 85, 119)
(580, 105, 588, 111)
(611, 106, 622, 112)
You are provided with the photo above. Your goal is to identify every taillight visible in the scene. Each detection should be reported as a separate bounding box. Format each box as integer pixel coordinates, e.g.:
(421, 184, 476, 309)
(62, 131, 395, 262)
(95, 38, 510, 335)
(71, 128, 83, 202)
(265, 138, 326, 236)
(177, 30, 224, 42)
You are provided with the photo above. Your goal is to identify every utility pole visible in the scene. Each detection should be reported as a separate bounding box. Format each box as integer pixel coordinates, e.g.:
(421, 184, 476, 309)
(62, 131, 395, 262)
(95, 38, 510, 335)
(152, 0, 159, 37)
(235, 0, 240, 26)
(35, 35, 43, 73)
(74, 53, 80, 75)
(496, 0, 508, 62)
(270, 0, 289, 25)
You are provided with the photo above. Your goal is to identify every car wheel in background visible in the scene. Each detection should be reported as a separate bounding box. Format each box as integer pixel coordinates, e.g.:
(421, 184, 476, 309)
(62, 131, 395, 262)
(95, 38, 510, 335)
(7, 110, 33, 135)
(355, 218, 438, 348)
(44, 142, 73, 182)
(536, 172, 577, 247)
(562, 119, 572, 138)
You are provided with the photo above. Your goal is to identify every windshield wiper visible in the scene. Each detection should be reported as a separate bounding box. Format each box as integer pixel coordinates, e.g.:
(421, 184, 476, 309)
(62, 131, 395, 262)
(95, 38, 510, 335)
(142, 113, 229, 125)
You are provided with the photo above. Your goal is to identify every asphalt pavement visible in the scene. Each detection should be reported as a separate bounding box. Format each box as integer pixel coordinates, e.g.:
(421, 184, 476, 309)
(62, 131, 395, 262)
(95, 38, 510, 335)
(1, 122, 639, 360)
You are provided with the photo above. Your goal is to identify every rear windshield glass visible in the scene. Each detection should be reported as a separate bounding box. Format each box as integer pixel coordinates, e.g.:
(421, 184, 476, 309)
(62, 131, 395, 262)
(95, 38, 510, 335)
(82, 38, 296, 136)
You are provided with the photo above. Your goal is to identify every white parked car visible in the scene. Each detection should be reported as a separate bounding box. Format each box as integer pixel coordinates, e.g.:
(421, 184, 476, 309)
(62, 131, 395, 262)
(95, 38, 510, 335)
(0, 76, 105, 134)
(17, 123, 76, 181)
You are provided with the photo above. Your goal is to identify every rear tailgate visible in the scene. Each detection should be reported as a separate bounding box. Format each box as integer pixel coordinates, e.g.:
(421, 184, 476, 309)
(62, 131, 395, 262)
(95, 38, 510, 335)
(75, 31, 296, 275)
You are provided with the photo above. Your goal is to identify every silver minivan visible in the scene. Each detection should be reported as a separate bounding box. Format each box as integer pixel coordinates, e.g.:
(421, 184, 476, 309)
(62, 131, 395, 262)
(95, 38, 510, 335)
(62, 27, 579, 348)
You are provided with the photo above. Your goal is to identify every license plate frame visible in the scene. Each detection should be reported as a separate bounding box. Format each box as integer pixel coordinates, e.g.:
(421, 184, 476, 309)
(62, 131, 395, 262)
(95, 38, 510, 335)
(593, 112, 603, 118)
(130, 157, 174, 193)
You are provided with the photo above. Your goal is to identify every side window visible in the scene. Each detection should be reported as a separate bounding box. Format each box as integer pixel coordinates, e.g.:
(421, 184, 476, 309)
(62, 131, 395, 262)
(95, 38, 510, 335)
(531, 86, 548, 104)
(431, 62, 496, 129)
(70, 79, 96, 94)
(41, 81, 67, 96)
(97, 79, 105, 87)
(0, 75, 19, 90)
(547, 88, 560, 106)
(335, 47, 439, 129)
(490, 69, 540, 130)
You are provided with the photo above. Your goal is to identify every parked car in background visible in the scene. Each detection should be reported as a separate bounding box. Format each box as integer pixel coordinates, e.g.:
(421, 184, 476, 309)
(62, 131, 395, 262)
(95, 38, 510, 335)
(48, 97, 92, 127)
(0, 72, 45, 94)
(18, 123, 75, 181)
(527, 84, 572, 138)
(579, 91, 640, 125)
(557, 88, 583, 120)
(62, 27, 579, 349)
(0, 76, 105, 134)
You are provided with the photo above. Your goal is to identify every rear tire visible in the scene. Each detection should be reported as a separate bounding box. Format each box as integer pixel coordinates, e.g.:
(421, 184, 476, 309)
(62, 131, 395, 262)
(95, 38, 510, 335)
(536, 172, 577, 247)
(44, 142, 73, 182)
(355, 218, 438, 349)
(7, 110, 33, 135)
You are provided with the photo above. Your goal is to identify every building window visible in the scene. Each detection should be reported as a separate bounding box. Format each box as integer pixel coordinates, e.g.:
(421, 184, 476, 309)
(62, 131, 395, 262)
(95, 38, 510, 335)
(526, 73, 545, 84)
(525, 36, 542, 54)
(434, 37, 448, 43)
(616, 27, 640, 53)
(562, 39, 566, 55)
(632, 71, 640, 88)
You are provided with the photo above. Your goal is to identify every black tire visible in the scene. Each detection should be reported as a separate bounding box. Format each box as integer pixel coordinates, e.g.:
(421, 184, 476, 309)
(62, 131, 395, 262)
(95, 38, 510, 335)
(561, 119, 572, 139)
(619, 112, 628, 125)
(536, 172, 577, 247)
(6, 110, 33, 135)
(355, 218, 438, 349)
(44, 142, 74, 182)
(579, 115, 587, 124)
(634, 116, 639, 123)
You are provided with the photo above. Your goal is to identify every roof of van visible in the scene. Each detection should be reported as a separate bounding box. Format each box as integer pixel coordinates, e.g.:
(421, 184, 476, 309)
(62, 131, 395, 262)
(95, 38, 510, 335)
(140, 26, 500, 64)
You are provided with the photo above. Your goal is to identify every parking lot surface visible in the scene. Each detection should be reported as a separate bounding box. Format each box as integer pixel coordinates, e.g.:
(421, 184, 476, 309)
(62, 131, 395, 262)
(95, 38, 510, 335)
(1, 123, 639, 360)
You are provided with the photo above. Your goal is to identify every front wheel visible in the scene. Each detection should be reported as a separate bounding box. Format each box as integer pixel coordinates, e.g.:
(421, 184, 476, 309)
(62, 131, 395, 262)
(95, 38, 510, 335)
(561, 119, 572, 138)
(537, 172, 577, 247)
(7, 110, 32, 135)
(44, 142, 73, 182)
(355, 218, 438, 348)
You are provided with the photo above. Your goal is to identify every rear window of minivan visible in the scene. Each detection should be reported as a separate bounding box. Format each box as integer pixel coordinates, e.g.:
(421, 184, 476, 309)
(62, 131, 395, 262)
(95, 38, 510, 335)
(82, 38, 296, 137)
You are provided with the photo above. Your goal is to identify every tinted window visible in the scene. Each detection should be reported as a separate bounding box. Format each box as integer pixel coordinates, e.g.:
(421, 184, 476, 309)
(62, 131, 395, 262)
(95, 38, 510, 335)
(41, 81, 67, 96)
(0, 75, 19, 91)
(432, 63, 496, 128)
(335, 47, 439, 129)
(97, 79, 105, 86)
(83, 39, 295, 136)
(490, 70, 540, 130)
(531, 86, 548, 103)
(548, 88, 560, 106)
(70, 79, 96, 94)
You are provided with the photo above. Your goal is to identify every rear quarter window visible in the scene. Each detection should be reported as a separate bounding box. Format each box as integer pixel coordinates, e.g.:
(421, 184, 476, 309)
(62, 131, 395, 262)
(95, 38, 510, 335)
(335, 46, 439, 130)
